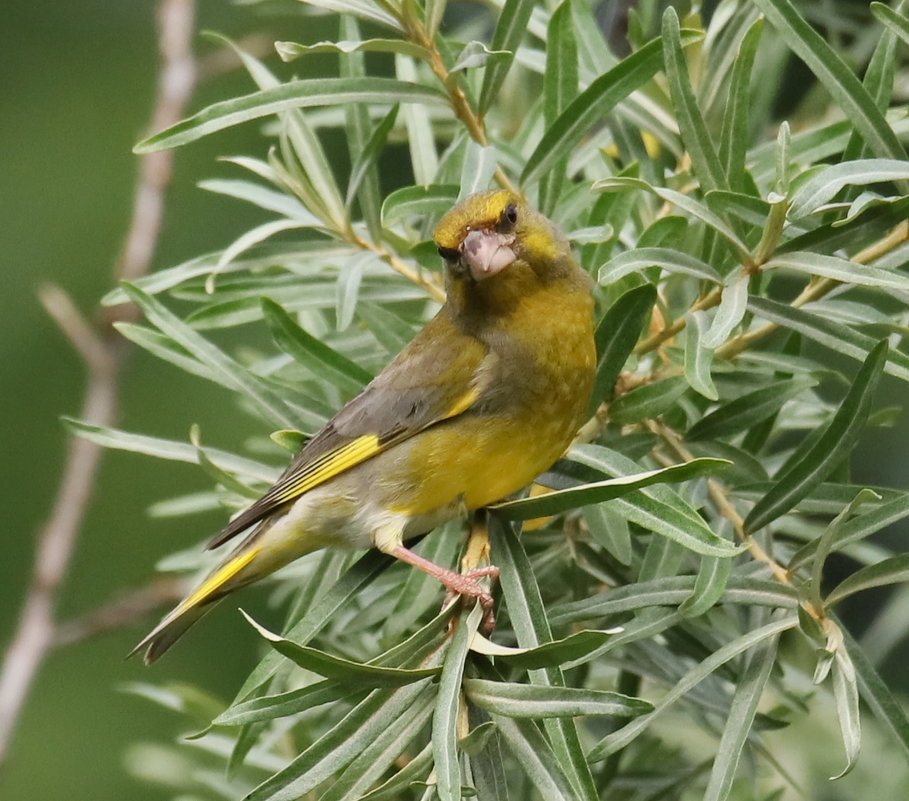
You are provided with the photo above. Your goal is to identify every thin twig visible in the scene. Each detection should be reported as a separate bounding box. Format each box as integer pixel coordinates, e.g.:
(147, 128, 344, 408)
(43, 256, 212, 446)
(0, 0, 197, 766)
(54, 578, 186, 649)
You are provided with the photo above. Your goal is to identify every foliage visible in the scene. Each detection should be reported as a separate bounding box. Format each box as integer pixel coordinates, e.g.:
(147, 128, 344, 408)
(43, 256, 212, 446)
(86, 0, 909, 798)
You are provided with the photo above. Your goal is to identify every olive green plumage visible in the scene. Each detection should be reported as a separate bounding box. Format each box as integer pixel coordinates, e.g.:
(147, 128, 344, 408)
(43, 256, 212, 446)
(134, 189, 595, 663)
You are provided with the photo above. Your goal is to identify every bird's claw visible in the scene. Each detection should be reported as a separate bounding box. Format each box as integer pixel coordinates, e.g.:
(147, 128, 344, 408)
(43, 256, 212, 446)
(442, 565, 499, 635)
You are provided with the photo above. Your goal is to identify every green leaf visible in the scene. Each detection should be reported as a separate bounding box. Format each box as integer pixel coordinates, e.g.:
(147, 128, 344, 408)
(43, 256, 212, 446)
(587, 616, 798, 760)
(684, 311, 718, 400)
(479, 0, 536, 113)
(788, 159, 909, 218)
(199, 178, 318, 221)
(357, 301, 420, 354)
(464, 679, 652, 719)
(335, 253, 368, 332)
(470, 628, 619, 670)
(747, 297, 909, 382)
(826, 555, 909, 606)
(583, 503, 632, 565)
(686, 377, 817, 441)
(872, 2, 909, 48)
(261, 297, 372, 397)
(838, 618, 909, 766)
(319, 693, 435, 801)
(521, 31, 702, 186)
(809, 488, 881, 610)
(608, 376, 689, 424)
(345, 105, 399, 218)
(357, 741, 433, 801)
(830, 643, 861, 778)
(214, 680, 353, 726)
(450, 41, 511, 74)
(433, 604, 481, 801)
(63, 418, 277, 483)
(489, 517, 598, 801)
(491, 458, 730, 521)
(764, 251, 909, 292)
(231, 550, 392, 705)
(295, 0, 403, 32)
(662, 8, 727, 192)
(539, 0, 577, 214)
(744, 340, 888, 533)
(702, 624, 780, 801)
(752, 0, 906, 161)
(396, 55, 439, 186)
(719, 18, 764, 192)
(274, 39, 429, 61)
(566, 445, 739, 557)
(458, 141, 498, 198)
(241, 612, 441, 687)
(121, 283, 298, 428)
(490, 715, 583, 801)
(788, 492, 909, 571)
(381, 184, 459, 226)
(114, 322, 221, 385)
(599, 245, 722, 285)
(244, 680, 437, 801)
(595, 179, 752, 265)
(702, 273, 749, 349)
(135, 78, 446, 153)
(679, 554, 733, 618)
(550, 576, 799, 627)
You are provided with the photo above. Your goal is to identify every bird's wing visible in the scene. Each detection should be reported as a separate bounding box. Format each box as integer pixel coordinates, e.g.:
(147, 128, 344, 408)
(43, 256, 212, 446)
(207, 312, 489, 549)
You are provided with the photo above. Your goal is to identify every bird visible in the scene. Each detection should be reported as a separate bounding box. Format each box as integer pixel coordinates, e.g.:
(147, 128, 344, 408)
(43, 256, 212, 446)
(133, 189, 596, 663)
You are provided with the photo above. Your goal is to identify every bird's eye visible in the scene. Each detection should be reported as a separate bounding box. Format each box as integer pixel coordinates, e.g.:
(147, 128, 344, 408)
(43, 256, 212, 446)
(503, 203, 518, 225)
(437, 245, 460, 262)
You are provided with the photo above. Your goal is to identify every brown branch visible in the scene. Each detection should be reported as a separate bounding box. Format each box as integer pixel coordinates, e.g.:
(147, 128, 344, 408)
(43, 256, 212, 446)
(53, 578, 186, 649)
(0, 0, 197, 767)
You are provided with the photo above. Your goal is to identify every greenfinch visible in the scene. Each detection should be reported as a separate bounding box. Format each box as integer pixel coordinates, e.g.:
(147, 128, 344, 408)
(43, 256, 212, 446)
(134, 189, 595, 663)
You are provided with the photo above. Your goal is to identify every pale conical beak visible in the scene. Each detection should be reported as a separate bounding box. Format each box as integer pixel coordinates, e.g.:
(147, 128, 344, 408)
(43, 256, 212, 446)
(460, 229, 516, 281)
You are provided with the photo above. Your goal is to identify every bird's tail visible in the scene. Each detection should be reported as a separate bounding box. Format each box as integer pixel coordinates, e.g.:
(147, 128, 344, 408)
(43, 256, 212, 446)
(130, 544, 262, 664)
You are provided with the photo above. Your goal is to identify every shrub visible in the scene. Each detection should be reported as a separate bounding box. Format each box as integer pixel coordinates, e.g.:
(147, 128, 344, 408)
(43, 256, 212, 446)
(91, 1, 909, 799)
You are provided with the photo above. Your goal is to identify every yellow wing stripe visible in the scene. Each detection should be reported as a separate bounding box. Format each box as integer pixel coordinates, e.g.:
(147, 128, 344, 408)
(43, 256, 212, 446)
(265, 387, 479, 507)
(444, 386, 479, 418)
(273, 434, 381, 503)
(178, 546, 260, 614)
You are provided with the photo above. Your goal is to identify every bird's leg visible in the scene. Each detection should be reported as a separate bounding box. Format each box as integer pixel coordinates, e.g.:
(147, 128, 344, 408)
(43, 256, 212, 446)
(374, 517, 499, 633)
(388, 544, 499, 619)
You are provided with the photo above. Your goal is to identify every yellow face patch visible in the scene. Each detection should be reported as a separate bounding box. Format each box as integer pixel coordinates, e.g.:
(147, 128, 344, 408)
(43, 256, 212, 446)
(433, 189, 521, 251)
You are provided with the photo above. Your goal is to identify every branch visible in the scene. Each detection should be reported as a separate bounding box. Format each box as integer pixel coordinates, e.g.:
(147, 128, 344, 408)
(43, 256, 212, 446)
(0, 0, 197, 766)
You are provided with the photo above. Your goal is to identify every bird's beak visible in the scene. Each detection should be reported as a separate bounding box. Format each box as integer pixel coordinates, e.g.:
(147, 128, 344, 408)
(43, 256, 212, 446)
(460, 229, 516, 281)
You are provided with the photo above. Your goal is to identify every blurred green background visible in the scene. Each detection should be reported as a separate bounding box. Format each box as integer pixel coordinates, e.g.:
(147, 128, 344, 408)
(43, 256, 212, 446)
(4, 1, 909, 799)
(0, 1, 333, 797)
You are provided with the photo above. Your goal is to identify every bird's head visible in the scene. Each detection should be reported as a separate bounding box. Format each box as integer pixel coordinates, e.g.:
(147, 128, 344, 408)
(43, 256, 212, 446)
(433, 190, 567, 285)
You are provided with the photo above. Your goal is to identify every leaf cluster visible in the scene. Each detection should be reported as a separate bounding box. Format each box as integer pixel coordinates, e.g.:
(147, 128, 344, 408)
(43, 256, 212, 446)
(90, 0, 909, 799)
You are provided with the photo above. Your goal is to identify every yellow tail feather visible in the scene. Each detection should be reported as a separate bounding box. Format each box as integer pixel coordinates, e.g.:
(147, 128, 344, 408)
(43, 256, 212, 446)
(131, 546, 260, 664)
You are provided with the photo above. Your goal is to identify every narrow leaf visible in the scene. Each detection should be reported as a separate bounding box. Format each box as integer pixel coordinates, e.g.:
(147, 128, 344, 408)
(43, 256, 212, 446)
(752, 0, 906, 161)
(703, 626, 780, 801)
(522, 31, 702, 186)
(479, 0, 536, 113)
(684, 311, 719, 400)
(491, 459, 730, 521)
(588, 284, 656, 414)
(826, 555, 909, 606)
(662, 8, 727, 192)
(261, 297, 372, 396)
(136, 78, 446, 153)
(464, 679, 652, 719)
(744, 340, 888, 533)
(241, 612, 441, 687)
